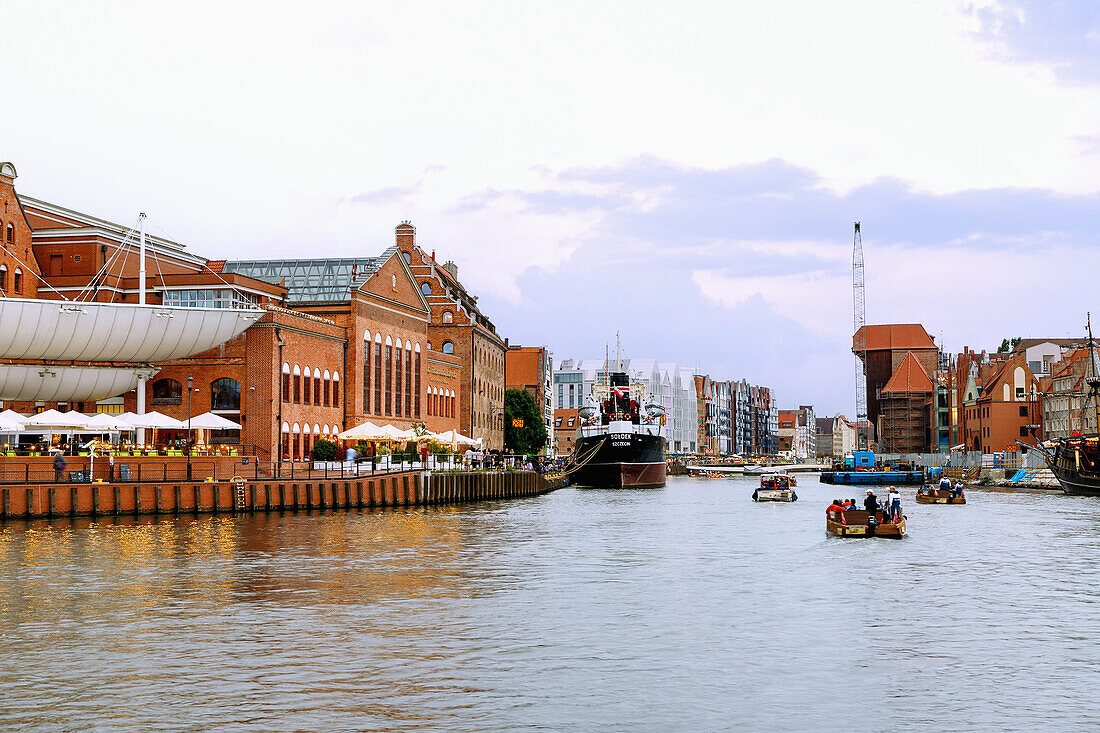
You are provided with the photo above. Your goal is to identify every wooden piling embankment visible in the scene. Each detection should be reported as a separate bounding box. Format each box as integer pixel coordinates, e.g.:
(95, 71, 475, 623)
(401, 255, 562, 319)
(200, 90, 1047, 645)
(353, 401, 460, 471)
(0, 471, 564, 520)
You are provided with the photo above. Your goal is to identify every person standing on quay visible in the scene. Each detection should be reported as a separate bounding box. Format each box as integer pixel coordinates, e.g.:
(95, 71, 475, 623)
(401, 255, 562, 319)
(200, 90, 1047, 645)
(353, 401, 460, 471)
(53, 450, 66, 483)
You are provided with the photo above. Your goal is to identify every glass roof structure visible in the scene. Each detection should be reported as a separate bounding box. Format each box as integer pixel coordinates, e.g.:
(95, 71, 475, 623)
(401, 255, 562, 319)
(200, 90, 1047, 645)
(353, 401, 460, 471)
(223, 249, 395, 303)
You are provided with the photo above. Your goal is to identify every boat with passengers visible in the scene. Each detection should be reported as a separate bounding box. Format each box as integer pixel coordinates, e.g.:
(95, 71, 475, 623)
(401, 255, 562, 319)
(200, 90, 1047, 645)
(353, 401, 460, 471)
(825, 504, 906, 538)
(753, 473, 797, 502)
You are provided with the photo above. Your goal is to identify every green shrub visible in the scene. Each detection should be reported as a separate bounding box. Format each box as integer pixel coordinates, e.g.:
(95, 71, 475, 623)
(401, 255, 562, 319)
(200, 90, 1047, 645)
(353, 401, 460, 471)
(310, 439, 338, 462)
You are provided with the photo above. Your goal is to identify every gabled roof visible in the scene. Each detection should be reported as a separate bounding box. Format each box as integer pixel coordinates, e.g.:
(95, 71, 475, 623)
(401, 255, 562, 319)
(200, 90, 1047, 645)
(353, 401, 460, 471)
(1011, 338, 1083, 354)
(854, 324, 935, 353)
(881, 351, 934, 394)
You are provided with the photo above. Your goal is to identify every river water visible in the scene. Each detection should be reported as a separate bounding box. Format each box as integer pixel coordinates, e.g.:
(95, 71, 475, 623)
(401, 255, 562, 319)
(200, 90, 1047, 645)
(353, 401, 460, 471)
(0, 475, 1097, 732)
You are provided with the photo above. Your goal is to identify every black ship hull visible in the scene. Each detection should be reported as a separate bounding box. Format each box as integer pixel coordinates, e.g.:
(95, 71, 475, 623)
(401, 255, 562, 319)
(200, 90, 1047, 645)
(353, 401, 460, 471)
(571, 433, 667, 489)
(1049, 463, 1100, 497)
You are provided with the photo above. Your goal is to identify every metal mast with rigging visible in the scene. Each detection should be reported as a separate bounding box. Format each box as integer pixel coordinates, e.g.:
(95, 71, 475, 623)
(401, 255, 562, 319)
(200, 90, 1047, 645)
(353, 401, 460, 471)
(852, 222, 869, 450)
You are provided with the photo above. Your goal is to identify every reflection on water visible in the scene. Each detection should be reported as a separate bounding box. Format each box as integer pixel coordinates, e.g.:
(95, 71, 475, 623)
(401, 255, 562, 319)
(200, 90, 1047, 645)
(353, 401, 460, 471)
(0, 478, 1097, 731)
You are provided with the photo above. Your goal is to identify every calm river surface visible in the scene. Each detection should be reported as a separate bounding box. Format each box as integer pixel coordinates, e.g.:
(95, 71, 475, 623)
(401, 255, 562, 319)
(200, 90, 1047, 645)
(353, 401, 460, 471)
(0, 475, 1097, 731)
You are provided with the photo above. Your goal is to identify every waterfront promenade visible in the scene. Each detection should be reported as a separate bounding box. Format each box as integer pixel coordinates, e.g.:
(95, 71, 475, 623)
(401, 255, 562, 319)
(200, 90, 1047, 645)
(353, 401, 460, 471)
(0, 474, 1094, 731)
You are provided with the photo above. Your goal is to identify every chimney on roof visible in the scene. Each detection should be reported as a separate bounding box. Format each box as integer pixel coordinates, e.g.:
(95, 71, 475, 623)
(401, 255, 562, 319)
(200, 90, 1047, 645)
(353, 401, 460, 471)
(395, 221, 415, 250)
(442, 260, 458, 280)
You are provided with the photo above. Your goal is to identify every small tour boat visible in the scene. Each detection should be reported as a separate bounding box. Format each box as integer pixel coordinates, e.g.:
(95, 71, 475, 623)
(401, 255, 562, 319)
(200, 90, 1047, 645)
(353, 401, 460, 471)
(753, 473, 797, 502)
(916, 485, 967, 504)
(826, 508, 906, 538)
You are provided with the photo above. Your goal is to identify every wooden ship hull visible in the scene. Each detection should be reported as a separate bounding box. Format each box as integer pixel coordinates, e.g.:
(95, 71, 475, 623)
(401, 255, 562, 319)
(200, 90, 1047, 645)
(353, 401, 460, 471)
(826, 510, 906, 538)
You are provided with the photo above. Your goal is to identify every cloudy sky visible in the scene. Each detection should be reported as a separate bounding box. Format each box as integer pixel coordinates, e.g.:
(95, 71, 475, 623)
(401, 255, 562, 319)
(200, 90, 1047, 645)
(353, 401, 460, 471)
(4, 0, 1099, 414)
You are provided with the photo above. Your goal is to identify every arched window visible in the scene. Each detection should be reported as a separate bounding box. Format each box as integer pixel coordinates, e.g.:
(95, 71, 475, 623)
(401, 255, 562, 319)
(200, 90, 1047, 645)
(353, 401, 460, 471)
(293, 364, 301, 402)
(211, 377, 241, 410)
(414, 343, 421, 417)
(442, 311, 453, 324)
(395, 341, 403, 416)
(281, 422, 290, 460)
(332, 371, 340, 408)
(302, 367, 312, 405)
(373, 334, 382, 412)
(282, 363, 291, 401)
(0, 264, 7, 291)
(442, 340, 454, 354)
(292, 422, 301, 460)
(392, 274, 397, 288)
(5, 223, 13, 243)
(323, 369, 331, 406)
(421, 282, 432, 296)
(313, 368, 321, 404)
(13, 268, 21, 294)
(403, 252, 411, 264)
(152, 378, 182, 404)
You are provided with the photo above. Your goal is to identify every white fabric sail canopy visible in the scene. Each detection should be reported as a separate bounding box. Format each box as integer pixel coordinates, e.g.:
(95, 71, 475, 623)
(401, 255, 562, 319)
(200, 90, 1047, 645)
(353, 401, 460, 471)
(0, 298, 264, 362)
(0, 364, 156, 402)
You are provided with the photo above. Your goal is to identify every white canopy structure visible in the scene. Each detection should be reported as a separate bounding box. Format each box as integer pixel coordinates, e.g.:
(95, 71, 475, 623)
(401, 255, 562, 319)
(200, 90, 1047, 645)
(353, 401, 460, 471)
(0, 364, 157, 402)
(0, 414, 23, 432)
(0, 298, 264, 362)
(185, 412, 242, 430)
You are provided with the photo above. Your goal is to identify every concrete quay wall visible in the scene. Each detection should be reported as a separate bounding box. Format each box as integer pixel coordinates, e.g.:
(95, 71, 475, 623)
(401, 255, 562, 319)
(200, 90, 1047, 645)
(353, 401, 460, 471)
(0, 471, 563, 520)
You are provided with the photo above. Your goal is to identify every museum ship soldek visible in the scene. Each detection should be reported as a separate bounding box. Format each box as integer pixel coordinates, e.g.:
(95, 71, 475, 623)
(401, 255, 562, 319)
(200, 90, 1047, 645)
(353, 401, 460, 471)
(569, 370, 667, 489)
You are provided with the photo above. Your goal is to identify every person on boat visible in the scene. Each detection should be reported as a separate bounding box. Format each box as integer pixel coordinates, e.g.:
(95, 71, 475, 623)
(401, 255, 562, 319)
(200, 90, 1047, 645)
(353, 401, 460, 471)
(954, 481, 964, 500)
(864, 489, 878, 514)
(939, 475, 952, 494)
(887, 486, 902, 522)
(827, 499, 844, 513)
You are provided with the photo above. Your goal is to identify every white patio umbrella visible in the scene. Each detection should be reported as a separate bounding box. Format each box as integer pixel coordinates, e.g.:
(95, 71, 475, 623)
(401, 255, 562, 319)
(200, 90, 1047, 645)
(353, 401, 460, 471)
(338, 421, 390, 441)
(186, 412, 242, 430)
(21, 409, 94, 430)
(0, 409, 26, 424)
(0, 415, 22, 432)
(82, 412, 131, 431)
(434, 430, 481, 447)
(379, 424, 412, 440)
(124, 411, 185, 429)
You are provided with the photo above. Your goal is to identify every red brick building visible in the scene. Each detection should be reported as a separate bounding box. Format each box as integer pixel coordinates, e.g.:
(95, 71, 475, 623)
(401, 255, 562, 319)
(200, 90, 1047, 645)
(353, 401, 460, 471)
(554, 408, 580, 457)
(505, 345, 554, 455)
(0, 164, 40, 299)
(963, 352, 1043, 454)
(399, 223, 506, 450)
(854, 324, 938, 443)
(0, 163, 506, 460)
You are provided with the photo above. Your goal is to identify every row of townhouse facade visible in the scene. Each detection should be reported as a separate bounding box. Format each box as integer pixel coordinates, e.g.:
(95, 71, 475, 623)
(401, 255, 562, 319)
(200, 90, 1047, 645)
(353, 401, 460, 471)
(694, 375, 779, 457)
(0, 162, 507, 459)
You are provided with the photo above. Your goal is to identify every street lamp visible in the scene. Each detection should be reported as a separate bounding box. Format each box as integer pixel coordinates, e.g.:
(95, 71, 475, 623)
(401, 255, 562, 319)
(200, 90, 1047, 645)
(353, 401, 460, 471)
(187, 374, 194, 480)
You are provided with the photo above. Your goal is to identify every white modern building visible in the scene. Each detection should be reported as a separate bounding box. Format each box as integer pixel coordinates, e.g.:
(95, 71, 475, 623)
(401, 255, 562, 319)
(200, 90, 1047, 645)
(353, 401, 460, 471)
(554, 357, 697, 453)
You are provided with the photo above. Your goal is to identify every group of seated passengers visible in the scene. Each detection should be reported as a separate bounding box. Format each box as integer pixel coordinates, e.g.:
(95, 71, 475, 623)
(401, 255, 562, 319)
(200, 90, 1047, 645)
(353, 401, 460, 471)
(927, 476, 965, 498)
(827, 487, 903, 522)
